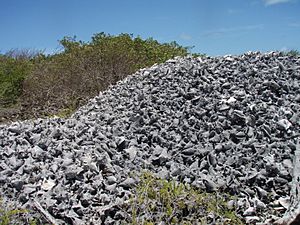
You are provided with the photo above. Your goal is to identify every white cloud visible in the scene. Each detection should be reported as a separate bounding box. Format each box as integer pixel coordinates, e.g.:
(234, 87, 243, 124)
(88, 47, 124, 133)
(263, 0, 293, 6)
(179, 33, 192, 40)
(201, 24, 264, 38)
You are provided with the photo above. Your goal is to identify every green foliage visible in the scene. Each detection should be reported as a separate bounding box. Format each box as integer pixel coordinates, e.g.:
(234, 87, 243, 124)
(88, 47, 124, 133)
(127, 172, 243, 225)
(0, 55, 32, 106)
(20, 32, 193, 119)
(0, 33, 200, 122)
(0, 199, 37, 225)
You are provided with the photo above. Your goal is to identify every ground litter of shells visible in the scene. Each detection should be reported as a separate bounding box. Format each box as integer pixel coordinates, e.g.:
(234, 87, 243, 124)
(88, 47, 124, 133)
(1, 51, 300, 224)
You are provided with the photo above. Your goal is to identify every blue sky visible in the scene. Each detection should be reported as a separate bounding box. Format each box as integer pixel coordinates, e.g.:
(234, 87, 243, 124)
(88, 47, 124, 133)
(0, 0, 299, 56)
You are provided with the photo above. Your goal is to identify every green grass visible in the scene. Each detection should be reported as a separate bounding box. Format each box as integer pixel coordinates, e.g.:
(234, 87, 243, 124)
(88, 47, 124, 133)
(126, 171, 243, 225)
(0, 199, 37, 225)
(287, 50, 299, 56)
(281, 49, 300, 56)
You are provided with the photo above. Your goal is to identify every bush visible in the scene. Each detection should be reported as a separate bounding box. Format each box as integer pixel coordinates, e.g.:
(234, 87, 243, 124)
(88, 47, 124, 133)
(0, 54, 33, 106)
(20, 33, 193, 118)
(0, 33, 199, 121)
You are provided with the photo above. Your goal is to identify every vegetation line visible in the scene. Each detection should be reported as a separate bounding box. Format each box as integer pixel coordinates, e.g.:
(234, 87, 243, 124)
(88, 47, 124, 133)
(0, 32, 200, 123)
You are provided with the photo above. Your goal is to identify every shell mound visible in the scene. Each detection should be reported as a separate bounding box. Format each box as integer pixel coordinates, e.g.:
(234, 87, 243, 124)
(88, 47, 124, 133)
(1, 52, 300, 224)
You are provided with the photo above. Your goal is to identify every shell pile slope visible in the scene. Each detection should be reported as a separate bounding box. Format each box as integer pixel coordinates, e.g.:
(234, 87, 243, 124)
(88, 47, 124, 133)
(1, 52, 300, 224)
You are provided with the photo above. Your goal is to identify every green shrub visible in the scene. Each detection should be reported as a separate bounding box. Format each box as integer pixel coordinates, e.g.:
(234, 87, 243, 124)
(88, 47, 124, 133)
(126, 172, 243, 225)
(0, 55, 32, 106)
(0, 33, 200, 121)
(20, 33, 194, 118)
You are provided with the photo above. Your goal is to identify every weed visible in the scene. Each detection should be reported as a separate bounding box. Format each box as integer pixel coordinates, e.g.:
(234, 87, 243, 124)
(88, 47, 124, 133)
(286, 50, 299, 56)
(126, 171, 244, 225)
(0, 199, 38, 225)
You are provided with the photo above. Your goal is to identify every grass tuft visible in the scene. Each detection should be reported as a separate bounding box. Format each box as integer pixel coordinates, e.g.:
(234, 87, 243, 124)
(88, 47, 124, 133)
(126, 171, 244, 225)
(0, 199, 38, 225)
